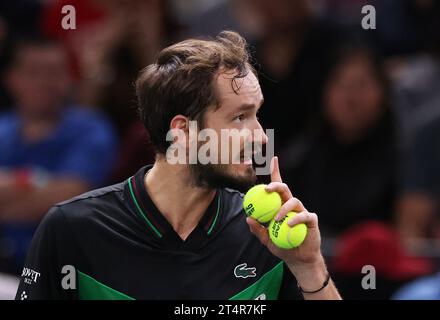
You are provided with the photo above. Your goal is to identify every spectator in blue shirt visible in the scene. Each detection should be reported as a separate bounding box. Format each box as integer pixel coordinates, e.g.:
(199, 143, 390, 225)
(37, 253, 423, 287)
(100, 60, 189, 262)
(393, 272, 440, 300)
(0, 37, 117, 273)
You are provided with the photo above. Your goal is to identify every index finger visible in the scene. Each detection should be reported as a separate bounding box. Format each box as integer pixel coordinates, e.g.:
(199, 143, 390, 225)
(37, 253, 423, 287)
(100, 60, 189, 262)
(270, 156, 282, 183)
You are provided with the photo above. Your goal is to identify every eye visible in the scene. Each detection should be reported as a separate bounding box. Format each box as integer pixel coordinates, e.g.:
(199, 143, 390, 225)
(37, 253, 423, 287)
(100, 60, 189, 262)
(234, 114, 245, 122)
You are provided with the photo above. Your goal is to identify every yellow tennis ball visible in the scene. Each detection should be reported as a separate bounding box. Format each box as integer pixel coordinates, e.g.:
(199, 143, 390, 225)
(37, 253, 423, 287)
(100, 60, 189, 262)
(243, 184, 282, 223)
(269, 212, 308, 249)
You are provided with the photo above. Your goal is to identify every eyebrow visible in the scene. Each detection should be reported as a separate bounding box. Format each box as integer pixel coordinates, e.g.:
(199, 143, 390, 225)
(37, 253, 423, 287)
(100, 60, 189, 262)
(237, 99, 264, 112)
(237, 104, 256, 112)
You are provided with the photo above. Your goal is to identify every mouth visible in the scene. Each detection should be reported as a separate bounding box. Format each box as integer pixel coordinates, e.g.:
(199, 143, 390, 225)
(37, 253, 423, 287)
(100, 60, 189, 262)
(242, 158, 253, 165)
(237, 144, 261, 165)
(239, 154, 253, 165)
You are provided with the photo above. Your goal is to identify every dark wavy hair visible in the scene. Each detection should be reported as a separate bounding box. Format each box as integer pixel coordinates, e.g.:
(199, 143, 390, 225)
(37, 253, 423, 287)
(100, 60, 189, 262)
(135, 30, 255, 155)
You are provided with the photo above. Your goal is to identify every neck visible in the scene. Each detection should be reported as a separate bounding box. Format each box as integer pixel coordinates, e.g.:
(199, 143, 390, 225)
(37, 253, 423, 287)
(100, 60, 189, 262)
(145, 158, 216, 240)
(19, 108, 61, 143)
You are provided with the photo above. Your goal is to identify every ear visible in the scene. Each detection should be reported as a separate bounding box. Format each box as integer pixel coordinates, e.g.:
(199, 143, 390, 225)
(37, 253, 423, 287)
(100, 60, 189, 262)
(169, 115, 190, 145)
(170, 115, 188, 131)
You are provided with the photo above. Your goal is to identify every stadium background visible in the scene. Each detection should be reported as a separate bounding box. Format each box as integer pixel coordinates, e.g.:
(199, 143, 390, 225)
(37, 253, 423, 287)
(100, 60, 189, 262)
(0, 0, 439, 300)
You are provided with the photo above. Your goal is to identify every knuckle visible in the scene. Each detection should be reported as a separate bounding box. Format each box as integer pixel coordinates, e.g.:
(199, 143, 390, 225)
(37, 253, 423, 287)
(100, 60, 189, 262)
(279, 205, 288, 214)
(284, 198, 297, 210)
(277, 182, 286, 189)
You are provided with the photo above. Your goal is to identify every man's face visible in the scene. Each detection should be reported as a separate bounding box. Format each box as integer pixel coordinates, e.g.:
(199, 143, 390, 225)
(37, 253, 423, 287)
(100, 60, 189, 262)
(189, 69, 268, 191)
(323, 54, 384, 140)
(7, 45, 72, 116)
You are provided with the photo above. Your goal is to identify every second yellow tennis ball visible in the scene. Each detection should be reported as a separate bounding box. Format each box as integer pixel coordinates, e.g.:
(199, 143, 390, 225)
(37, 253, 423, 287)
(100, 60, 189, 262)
(243, 184, 282, 223)
(269, 212, 308, 249)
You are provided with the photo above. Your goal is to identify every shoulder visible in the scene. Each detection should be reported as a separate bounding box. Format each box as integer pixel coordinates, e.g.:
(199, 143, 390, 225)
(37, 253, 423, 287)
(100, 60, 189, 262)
(0, 111, 17, 132)
(217, 188, 254, 238)
(63, 107, 115, 136)
(0, 113, 18, 150)
(220, 187, 244, 219)
(57, 181, 125, 214)
(42, 182, 126, 232)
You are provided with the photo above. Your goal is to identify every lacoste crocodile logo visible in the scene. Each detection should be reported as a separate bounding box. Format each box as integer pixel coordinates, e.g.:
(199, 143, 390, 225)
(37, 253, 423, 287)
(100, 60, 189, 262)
(234, 263, 257, 278)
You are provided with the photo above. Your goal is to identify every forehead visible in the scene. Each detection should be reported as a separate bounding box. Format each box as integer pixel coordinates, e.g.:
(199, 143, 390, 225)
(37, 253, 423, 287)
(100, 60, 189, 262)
(214, 69, 263, 109)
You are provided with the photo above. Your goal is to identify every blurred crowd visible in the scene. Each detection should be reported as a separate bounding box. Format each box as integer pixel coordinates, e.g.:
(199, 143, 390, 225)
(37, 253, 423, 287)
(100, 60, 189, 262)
(0, 0, 439, 299)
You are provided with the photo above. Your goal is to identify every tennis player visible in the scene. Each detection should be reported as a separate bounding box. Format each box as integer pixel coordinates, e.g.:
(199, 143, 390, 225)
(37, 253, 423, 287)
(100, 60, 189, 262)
(15, 31, 341, 300)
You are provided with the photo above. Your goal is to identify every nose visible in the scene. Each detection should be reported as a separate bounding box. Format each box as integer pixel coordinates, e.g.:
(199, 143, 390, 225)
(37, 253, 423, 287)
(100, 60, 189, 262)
(252, 120, 268, 145)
